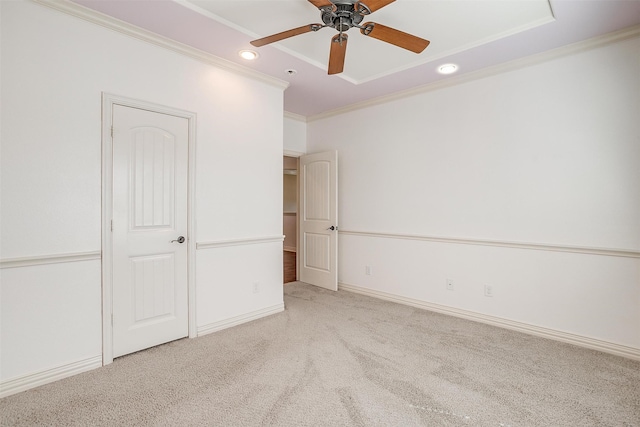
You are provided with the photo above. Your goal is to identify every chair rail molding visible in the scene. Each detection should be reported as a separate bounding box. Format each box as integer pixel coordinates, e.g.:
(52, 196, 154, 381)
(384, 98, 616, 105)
(339, 230, 640, 259)
(0, 251, 101, 269)
(196, 235, 285, 250)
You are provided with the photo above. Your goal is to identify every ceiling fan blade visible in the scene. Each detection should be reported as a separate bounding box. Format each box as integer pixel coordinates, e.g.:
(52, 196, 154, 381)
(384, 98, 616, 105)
(250, 24, 322, 47)
(328, 34, 348, 75)
(359, 0, 395, 13)
(308, 0, 333, 8)
(360, 22, 430, 53)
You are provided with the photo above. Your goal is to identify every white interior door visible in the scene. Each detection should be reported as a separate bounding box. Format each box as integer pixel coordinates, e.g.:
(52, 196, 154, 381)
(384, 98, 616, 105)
(112, 105, 189, 358)
(299, 151, 338, 291)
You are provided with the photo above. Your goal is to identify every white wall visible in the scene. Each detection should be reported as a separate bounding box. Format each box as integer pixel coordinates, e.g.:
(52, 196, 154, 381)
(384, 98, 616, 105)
(307, 34, 640, 354)
(0, 0, 285, 393)
(284, 115, 307, 154)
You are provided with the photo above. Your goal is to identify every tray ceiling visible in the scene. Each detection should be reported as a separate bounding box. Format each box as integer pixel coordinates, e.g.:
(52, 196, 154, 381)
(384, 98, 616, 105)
(69, 0, 640, 117)
(186, 0, 555, 84)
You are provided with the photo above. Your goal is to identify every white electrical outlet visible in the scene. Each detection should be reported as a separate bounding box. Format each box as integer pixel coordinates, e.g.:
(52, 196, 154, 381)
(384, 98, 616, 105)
(484, 285, 494, 297)
(365, 265, 372, 275)
(446, 278, 454, 291)
(253, 282, 260, 294)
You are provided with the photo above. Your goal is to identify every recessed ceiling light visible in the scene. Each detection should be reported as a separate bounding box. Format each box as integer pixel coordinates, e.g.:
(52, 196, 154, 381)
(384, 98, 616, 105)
(239, 50, 259, 60)
(438, 64, 458, 74)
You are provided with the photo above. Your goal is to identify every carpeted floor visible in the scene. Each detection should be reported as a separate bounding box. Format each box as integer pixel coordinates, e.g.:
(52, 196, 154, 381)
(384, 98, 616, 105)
(1, 282, 639, 426)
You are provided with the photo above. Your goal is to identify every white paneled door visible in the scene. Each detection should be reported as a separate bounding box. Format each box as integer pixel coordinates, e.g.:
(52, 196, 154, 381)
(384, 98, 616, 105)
(299, 151, 338, 291)
(112, 105, 189, 358)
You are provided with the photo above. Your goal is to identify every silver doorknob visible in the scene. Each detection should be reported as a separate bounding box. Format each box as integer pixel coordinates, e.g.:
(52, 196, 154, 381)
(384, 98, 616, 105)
(171, 236, 185, 244)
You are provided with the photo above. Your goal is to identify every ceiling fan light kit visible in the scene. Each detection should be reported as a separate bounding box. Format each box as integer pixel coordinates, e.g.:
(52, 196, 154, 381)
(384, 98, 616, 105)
(250, 0, 430, 75)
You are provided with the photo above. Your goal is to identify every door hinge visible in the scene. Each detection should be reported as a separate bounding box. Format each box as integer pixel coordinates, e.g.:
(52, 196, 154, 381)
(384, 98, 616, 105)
(111, 313, 114, 326)
(110, 126, 114, 138)
(110, 220, 113, 232)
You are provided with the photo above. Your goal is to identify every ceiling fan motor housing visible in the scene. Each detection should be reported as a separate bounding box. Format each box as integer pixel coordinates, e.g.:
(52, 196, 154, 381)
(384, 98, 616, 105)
(322, 1, 365, 32)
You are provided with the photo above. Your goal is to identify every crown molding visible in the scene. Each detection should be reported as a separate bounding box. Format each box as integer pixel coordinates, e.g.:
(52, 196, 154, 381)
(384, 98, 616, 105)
(284, 111, 307, 123)
(308, 24, 640, 122)
(30, 0, 289, 91)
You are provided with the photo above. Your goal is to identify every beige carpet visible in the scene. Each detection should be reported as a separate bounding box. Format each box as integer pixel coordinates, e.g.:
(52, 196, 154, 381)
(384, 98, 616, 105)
(2, 282, 639, 426)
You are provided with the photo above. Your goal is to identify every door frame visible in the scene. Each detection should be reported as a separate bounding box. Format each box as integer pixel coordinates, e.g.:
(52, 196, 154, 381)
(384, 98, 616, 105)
(284, 150, 303, 280)
(101, 93, 197, 365)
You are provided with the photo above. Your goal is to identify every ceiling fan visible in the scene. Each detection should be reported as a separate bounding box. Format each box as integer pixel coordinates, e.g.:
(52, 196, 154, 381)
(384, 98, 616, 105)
(250, 0, 430, 75)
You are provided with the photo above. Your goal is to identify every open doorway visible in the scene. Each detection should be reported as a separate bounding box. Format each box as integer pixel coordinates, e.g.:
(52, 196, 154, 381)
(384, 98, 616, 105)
(283, 156, 298, 283)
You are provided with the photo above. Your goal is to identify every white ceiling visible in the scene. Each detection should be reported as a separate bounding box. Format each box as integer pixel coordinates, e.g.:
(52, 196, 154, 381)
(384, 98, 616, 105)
(185, 0, 554, 83)
(72, 0, 640, 117)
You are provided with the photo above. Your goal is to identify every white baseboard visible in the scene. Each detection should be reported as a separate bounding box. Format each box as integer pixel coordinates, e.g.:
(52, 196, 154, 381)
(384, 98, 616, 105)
(339, 282, 640, 361)
(197, 303, 285, 337)
(0, 355, 102, 398)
